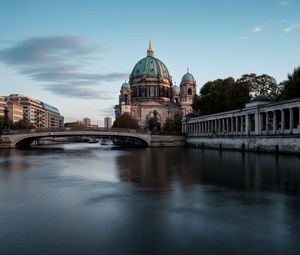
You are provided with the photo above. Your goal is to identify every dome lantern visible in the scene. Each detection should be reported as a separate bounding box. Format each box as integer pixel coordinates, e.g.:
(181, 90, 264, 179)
(147, 40, 154, 57)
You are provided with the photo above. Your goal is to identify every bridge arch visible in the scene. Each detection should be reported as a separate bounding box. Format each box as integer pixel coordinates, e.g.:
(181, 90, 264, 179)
(8, 129, 151, 148)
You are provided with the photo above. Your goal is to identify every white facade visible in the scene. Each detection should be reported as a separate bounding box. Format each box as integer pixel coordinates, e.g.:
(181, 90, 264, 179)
(183, 97, 300, 136)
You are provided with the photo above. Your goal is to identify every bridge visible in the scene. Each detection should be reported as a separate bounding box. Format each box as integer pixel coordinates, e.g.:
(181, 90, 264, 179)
(0, 128, 152, 148)
(0, 128, 185, 148)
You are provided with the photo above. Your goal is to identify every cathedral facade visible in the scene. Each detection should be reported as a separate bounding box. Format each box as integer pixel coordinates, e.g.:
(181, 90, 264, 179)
(114, 42, 196, 128)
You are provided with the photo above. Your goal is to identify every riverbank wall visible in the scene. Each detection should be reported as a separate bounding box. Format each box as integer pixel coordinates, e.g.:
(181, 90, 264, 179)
(186, 135, 300, 154)
(150, 135, 185, 147)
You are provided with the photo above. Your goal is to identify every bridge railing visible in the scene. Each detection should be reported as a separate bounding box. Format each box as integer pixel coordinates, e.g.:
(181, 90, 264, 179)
(2, 127, 151, 135)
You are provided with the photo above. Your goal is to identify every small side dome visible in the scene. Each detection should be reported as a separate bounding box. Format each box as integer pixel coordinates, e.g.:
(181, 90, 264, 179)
(121, 81, 130, 89)
(172, 85, 180, 93)
(181, 70, 195, 83)
(251, 95, 271, 102)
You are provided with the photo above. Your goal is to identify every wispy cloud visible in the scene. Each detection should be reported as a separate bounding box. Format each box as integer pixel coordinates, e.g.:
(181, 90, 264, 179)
(97, 107, 115, 117)
(0, 36, 127, 99)
(279, 1, 289, 6)
(283, 21, 300, 32)
(252, 27, 262, 33)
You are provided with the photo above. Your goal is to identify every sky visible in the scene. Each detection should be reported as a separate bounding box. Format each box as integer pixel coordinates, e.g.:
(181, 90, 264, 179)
(0, 0, 299, 125)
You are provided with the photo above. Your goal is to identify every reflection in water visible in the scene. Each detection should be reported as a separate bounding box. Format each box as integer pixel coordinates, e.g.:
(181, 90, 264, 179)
(117, 148, 300, 195)
(0, 145, 300, 255)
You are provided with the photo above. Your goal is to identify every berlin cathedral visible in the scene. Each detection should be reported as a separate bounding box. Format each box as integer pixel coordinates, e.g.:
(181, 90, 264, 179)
(114, 41, 196, 128)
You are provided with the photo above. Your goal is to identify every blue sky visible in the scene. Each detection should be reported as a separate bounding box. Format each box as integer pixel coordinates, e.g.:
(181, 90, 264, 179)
(0, 0, 299, 125)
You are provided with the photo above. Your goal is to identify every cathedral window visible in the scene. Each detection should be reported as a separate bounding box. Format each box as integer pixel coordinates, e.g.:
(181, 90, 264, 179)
(188, 88, 192, 95)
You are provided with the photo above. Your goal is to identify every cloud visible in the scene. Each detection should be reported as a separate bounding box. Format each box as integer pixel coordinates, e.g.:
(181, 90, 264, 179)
(97, 107, 115, 117)
(283, 21, 300, 32)
(252, 27, 262, 32)
(0, 36, 127, 99)
(279, 1, 289, 6)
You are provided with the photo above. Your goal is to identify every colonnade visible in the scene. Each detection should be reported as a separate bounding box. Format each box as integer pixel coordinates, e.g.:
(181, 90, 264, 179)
(183, 100, 300, 136)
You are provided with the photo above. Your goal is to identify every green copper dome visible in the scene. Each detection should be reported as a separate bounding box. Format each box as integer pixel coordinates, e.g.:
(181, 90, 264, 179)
(121, 81, 130, 89)
(181, 71, 195, 83)
(130, 42, 171, 81)
(172, 85, 180, 93)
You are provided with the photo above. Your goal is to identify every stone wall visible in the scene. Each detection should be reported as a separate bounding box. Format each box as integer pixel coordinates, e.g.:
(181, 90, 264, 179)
(186, 136, 300, 154)
(151, 135, 185, 147)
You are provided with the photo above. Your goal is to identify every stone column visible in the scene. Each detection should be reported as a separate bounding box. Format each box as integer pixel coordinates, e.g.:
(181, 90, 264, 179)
(259, 113, 264, 134)
(273, 110, 277, 134)
(245, 115, 249, 135)
(290, 108, 294, 133)
(226, 118, 229, 134)
(241, 116, 244, 134)
(235, 116, 239, 134)
(281, 110, 285, 134)
(266, 112, 269, 133)
(299, 107, 300, 128)
(231, 117, 234, 134)
(254, 112, 259, 135)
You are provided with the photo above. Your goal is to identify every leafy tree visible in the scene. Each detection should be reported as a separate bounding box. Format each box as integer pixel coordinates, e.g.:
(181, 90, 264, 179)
(278, 67, 300, 100)
(236, 73, 279, 100)
(1, 116, 36, 130)
(11, 119, 34, 130)
(0, 116, 13, 130)
(112, 113, 140, 129)
(64, 121, 86, 130)
(163, 114, 182, 133)
(192, 77, 250, 116)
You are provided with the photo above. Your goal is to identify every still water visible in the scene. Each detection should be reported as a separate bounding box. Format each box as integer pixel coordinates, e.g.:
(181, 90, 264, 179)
(0, 143, 300, 255)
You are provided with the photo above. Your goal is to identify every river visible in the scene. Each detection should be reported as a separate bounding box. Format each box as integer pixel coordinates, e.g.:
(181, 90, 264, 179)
(0, 143, 300, 255)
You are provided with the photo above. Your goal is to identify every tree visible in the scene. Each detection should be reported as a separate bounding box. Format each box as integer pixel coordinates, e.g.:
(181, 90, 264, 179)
(112, 113, 140, 129)
(11, 119, 34, 130)
(278, 67, 300, 100)
(64, 121, 86, 130)
(0, 116, 13, 130)
(192, 77, 250, 116)
(163, 114, 182, 133)
(236, 73, 279, 100)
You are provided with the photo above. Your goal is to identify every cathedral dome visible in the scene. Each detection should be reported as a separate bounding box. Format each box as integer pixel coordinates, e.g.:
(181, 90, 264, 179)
(181, 71, 195, 83)
(130, 41, 171, 81)
(121, 81, 130, 89)
(172, 85, 180, 93)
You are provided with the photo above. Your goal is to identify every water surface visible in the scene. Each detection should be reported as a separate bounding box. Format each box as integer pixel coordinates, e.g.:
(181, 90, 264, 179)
(0, 143, 300, 254)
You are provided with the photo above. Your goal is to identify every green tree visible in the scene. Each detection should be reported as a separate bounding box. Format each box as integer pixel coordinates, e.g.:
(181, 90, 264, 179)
(278, 67, 300, 100)
(64, 121, 86, 130)
(10, 119, 34, 130)
(236, 73, 279, 100)
(163, 114, 182, 133)
(0, 116, 13, 130)
(112, 113, 140, 129)
(192, 77, 250, 116)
